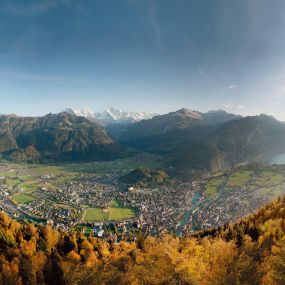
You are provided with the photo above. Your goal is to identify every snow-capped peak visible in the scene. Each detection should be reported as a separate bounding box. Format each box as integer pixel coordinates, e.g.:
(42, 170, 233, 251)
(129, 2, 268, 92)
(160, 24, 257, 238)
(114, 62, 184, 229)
(63, 107, 157, 124)
(64, 107, 96, 119)
(104, 108, 125, 120)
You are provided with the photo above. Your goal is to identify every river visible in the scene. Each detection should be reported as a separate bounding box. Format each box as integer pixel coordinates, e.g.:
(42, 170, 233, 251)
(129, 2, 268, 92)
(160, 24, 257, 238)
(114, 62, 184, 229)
(176, 191, 206, 236)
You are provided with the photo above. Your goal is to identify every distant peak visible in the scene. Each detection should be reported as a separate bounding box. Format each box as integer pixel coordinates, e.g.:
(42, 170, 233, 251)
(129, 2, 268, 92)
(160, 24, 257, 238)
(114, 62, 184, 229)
(207, 109, 227, 114)
(177, 107, 193, 112)
(64, 107, 96, 118)
(62, 107, 157, 124)
(175, 108, 202, 119)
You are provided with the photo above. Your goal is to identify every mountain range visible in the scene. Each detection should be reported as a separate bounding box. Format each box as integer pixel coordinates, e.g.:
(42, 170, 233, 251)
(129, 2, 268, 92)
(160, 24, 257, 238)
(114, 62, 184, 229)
(1, 108, 285, 174)
(64, 107, 157, 125)
(169, 114, 285, 172)
(0, 112, 122, 163)
(112, 109, 285, 173)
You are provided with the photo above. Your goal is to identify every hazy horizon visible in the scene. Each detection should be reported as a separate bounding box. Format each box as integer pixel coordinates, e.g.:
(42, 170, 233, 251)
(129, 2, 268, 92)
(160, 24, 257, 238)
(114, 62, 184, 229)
(0, 105, 282, 122)
(1, 0, 285, 119)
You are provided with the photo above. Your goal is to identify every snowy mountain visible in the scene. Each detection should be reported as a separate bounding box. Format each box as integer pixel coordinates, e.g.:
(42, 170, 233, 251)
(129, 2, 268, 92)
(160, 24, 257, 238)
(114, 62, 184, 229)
(63, 107, 157, 125)
(64, 108, 96, 120)
(96, 107, 156, 123)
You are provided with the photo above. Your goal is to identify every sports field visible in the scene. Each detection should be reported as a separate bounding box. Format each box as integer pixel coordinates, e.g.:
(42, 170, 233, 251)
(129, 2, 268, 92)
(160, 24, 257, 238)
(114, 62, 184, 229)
(12, 193, 35, 204)
(83, 200, 136, 221)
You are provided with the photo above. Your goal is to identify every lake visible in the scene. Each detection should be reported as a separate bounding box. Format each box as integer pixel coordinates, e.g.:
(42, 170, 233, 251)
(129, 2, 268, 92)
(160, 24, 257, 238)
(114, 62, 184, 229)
(268, 153, 285, 165)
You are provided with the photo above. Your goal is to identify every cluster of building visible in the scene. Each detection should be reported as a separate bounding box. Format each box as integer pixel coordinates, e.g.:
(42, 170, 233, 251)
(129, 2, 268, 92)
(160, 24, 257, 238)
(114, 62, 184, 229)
(122, 182, 193, 235)
(0, 168, 196, 236)
(21, 174, 119, 224)
(182, 176, 285, 232)
(1, 163, 284, 239)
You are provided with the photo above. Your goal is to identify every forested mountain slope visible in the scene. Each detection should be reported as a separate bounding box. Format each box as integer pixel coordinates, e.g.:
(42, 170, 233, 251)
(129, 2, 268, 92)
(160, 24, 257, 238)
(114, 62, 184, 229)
(115, 110, 285, 173)
(169, 114, 285, 172)
(0, 112, 123, 162)
(1, 197, 285, 284)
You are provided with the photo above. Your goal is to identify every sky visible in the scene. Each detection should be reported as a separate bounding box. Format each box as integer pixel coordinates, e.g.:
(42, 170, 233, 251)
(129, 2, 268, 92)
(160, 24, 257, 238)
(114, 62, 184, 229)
(0, 0, 285, 119)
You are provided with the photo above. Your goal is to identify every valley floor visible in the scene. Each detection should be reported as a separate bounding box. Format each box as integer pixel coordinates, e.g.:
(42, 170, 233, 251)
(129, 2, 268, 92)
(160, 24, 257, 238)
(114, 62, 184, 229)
(0, 156, 285, 240)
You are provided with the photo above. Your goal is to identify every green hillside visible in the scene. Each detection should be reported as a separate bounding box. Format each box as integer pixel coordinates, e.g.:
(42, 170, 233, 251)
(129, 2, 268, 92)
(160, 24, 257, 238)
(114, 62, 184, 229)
(119, 167, 168, 187)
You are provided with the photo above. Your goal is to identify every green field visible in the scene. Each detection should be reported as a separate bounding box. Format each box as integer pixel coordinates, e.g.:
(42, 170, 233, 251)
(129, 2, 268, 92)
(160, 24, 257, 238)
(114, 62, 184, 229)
(254, 172, 284, 187)
(0, 156, 157, 220)
(83, 200, 136, 221)
(226, 170, 254, 188)
(205, 176, 224, 197)
(204, 166, 285, 200)
(108, 207, 135, 220)
(108, 199, 122, 207)
(0, 153, 161, 194)
(20, 181, 40, 192)
(64, 156, 160, 175)
(84, 208, 108, 221)
(12, 193, 35, 204)
(260, 186, 283, 197)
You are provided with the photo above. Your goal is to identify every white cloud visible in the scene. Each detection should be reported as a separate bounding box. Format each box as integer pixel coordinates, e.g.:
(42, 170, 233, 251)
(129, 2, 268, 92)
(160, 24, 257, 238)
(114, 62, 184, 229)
(198, 68, 208, 77)
(10, 72, 57, 82)
(148, 1, 164, 53)
(228, 84, 238, 89)
(223, 103, 248, 116)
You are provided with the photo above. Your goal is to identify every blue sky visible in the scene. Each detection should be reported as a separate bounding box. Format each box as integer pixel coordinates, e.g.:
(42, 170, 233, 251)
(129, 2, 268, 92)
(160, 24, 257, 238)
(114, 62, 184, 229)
(0, 0, 285, 119)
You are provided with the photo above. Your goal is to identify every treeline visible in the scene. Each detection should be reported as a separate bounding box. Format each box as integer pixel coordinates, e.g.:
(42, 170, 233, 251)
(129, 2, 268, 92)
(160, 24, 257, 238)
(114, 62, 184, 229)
(1, 198, 285, 284)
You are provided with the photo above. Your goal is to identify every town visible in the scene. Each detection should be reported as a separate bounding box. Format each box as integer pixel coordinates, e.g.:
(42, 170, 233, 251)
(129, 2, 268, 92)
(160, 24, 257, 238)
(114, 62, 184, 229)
(0, 161, 285, 240)
(0, 170, 194, 238)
